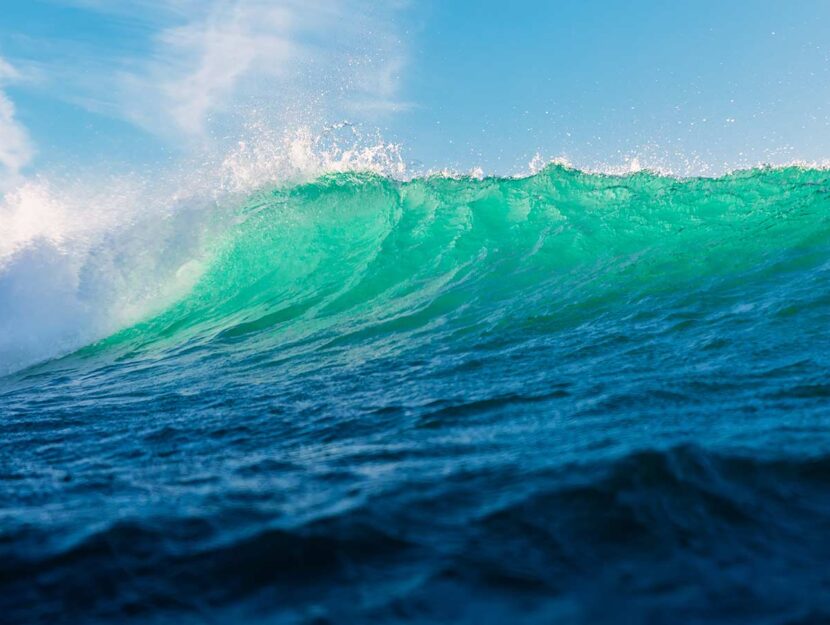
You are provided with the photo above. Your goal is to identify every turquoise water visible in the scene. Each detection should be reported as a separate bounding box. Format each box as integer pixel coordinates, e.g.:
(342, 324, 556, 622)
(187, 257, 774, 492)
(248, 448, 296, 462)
(2, 165, 830, 623)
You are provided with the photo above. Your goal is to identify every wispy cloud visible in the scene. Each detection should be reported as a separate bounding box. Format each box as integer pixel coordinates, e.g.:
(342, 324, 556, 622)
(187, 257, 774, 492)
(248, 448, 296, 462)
(122, 1, 297, 137)
(17, 0, 411, 142)
(128, 0, 410, 138)
(0, 58, 34, 184)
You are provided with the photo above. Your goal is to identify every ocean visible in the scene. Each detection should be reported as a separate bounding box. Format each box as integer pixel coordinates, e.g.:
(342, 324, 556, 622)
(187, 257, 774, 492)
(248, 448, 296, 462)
(2, 164, 830, 623)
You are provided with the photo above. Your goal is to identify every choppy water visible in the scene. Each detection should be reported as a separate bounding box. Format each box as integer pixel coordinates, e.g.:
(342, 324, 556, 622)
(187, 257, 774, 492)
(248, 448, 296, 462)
(2, 165, 830, 624)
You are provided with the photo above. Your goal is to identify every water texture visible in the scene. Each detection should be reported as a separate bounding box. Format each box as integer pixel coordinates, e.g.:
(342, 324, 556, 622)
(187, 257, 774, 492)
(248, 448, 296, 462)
(2, 165, 830, 624)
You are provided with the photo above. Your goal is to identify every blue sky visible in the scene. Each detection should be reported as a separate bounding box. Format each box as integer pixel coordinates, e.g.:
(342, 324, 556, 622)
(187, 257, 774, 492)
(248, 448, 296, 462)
(1, 0, 829, 180)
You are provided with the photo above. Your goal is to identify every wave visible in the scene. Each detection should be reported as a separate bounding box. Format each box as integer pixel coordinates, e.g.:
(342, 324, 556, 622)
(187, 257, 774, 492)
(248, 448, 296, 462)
(13, 163, 824, 373)
(1, 160, 828, 379)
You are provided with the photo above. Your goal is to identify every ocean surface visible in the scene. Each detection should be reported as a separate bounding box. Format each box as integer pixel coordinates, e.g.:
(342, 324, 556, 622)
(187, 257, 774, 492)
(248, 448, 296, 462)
(2, 165, 830, 624)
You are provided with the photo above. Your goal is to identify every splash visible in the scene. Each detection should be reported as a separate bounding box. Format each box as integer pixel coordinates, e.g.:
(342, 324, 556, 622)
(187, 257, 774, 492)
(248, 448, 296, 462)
(0, 125, 407, 374)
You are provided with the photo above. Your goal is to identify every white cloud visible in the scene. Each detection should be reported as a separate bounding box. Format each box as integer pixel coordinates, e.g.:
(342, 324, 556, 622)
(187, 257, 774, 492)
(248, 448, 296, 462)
(122, 1, 296, 136)
(0, 58, 21, 82)
(88, 0, 411, 140)
(0, 58, 34, 184)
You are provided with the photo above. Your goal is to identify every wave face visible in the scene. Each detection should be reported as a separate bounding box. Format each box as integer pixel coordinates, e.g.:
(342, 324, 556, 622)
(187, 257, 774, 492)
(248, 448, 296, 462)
(2, 165, 830, 624)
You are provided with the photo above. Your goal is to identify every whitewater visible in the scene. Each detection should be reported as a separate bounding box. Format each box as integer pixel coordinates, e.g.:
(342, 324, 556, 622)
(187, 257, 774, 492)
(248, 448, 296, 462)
(2, 138, 830, 623)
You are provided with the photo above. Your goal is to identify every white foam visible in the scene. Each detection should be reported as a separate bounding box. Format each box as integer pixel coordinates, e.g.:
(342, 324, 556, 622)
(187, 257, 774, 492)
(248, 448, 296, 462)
(0, 178, 212, 374)
(0, 125, 408, 375)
